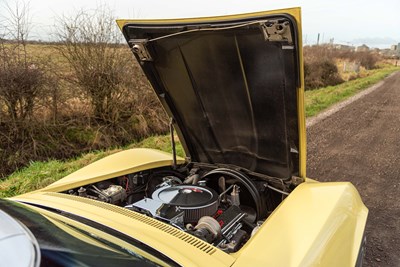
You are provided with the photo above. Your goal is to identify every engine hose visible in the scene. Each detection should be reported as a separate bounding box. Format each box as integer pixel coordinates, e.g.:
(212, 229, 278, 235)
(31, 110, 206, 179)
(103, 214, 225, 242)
(202, 168, 264, 219)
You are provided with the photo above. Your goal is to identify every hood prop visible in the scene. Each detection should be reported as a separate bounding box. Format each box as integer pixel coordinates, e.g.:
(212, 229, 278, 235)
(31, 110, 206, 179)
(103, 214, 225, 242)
(170, 118, 177, 169)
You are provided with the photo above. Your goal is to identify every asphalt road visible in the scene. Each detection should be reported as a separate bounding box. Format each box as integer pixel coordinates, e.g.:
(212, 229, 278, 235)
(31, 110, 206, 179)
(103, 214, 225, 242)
(306, 71, 400, 267)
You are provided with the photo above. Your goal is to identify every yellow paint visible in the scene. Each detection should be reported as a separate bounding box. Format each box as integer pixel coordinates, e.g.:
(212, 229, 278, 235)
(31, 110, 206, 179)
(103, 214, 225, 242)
(6, 8, 367, 267)
(293, 8, 307, 179)
(42, 214, 123, 254)
(41, 148, 184, 192)
(116, 7, 301, 30)
(12, 192, 235, 267)
(35, 209, 171, 266)
(232, 182, 368, 266)
(13, 180, 367, 266)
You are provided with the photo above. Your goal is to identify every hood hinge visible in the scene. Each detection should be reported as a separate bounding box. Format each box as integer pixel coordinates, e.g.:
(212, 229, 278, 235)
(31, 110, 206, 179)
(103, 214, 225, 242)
(260, 20, 293, 44)
(129, 39, 153, 61)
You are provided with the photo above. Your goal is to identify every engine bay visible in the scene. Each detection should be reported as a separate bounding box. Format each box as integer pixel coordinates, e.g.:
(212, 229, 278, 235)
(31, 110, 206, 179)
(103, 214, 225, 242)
(65, 163, 302, 253)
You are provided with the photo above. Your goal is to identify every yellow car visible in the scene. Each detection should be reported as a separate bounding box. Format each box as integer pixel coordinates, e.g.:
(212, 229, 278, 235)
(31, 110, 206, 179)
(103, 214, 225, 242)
(3, 7, 367, 267)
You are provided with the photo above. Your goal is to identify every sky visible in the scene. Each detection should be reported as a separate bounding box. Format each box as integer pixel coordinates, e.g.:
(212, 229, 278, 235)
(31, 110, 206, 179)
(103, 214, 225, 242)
(2, 0, 400, 48)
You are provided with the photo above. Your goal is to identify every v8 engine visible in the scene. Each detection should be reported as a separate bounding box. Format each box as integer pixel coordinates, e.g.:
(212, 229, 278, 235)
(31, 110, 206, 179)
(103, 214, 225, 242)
(66, 165, 292, 253)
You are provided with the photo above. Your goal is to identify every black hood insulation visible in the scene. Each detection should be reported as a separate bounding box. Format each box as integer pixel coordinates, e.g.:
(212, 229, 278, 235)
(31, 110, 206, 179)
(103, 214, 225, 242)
(122, 14, 300, 179)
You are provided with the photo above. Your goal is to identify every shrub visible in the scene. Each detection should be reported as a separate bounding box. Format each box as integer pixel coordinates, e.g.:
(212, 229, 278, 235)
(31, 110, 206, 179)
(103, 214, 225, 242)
(55, 7, 129, 122)
(354, 51, 378, 70)
(304, 58, 343, 90)
(0, 59, 45, 122)
(0, 4, 169, 178)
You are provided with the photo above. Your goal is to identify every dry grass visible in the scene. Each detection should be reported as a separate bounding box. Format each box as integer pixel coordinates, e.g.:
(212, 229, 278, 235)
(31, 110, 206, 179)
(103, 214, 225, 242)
(1, 43, 398, 193)
(0, 135, 183, 198)
(305, 65, 399, 117)
(0, 41, 168, 177)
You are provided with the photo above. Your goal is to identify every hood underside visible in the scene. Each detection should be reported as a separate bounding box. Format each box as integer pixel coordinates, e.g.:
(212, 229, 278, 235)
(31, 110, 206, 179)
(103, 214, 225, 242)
(120, 11, 302, 179)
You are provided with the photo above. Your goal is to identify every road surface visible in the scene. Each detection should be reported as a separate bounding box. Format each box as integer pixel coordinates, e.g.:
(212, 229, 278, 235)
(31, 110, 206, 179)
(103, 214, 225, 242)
(307, 71, 400, 267)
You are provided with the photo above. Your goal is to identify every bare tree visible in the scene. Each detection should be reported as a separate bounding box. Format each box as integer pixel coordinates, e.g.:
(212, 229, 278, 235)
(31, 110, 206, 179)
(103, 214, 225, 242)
(55, 6, 134, 122)
(0, 0, 45, 125)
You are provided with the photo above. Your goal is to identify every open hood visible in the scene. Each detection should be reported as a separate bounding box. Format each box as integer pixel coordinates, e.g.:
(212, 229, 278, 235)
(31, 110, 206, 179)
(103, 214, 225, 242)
(118, 8, 305, 179)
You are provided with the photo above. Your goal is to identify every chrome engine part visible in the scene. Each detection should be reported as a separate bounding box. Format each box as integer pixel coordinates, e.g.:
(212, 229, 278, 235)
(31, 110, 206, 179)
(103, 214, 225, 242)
(126, 185, 219, 224)
(124, 177, 250, 248)
(67, 168, 266, 251)
(190, 205, 248, 251)
(125, 198, 185, 228)
(76, 185, 127, 204)
(214, 205, 247, 248)
(152, 185, 219, 223)
(193, 216, 221, 243)
(99, 185, 127, 204)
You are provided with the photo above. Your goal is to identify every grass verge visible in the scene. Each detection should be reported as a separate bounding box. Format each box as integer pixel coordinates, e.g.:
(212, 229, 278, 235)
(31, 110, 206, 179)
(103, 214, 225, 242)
(305, 66, 399, 117)
(0, 136, 183, 198)
(1, 66, 399, 197)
